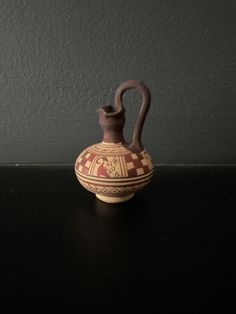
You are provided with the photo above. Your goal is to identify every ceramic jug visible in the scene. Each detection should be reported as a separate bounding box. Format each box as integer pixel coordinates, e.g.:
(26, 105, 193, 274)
(75, 80, 153, 203)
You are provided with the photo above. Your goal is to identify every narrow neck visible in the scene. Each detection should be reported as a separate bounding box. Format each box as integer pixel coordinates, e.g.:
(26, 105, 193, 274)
(102, 129, 125, 144)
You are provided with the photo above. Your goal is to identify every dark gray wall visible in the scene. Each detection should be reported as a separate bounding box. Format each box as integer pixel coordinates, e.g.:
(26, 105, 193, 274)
(0, 0, 235, 164)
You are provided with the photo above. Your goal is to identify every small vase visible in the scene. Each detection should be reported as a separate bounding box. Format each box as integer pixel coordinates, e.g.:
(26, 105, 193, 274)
(75, 80, 153, 203)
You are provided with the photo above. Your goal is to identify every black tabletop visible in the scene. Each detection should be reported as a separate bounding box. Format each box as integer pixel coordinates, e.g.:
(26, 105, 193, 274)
(0, 166, 235, 313)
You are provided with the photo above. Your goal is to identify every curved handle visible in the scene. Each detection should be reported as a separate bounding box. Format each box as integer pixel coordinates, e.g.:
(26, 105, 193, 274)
(114, 80, 151, 152)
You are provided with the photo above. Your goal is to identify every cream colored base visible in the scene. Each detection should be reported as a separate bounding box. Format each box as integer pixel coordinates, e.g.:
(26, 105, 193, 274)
(96, 193, 135, 204)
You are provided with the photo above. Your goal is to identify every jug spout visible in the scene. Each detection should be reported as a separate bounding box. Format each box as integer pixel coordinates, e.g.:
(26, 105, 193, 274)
(96, 105, 126, 144)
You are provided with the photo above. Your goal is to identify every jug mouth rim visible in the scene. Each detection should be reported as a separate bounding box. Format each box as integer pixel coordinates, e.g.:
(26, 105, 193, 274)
(96, 105, 124, 117)
(96, 104, 114, 114)
(102, 105, 115, 113)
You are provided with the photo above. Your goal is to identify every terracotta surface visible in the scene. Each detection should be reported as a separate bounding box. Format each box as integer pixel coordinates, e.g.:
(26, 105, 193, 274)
(75, 80, 153, 203)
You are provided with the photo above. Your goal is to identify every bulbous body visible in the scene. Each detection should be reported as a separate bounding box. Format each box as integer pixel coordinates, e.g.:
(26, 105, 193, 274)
(75, 141, 153, 203)
(75, 80, 153, 203)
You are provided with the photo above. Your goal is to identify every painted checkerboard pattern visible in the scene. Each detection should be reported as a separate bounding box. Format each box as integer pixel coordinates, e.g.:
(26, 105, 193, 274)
(124, 151, 152, 177)
(75, 145, 153, 179)
(75, 151, 96, 176)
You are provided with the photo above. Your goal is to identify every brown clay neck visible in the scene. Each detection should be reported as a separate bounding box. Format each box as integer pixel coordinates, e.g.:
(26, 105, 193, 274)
(97, 105, 126, 144)
(102, 129, 125, 144)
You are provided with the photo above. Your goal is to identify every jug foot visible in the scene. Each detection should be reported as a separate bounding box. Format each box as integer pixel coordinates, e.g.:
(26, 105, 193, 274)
(96, 193, 134, 204)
